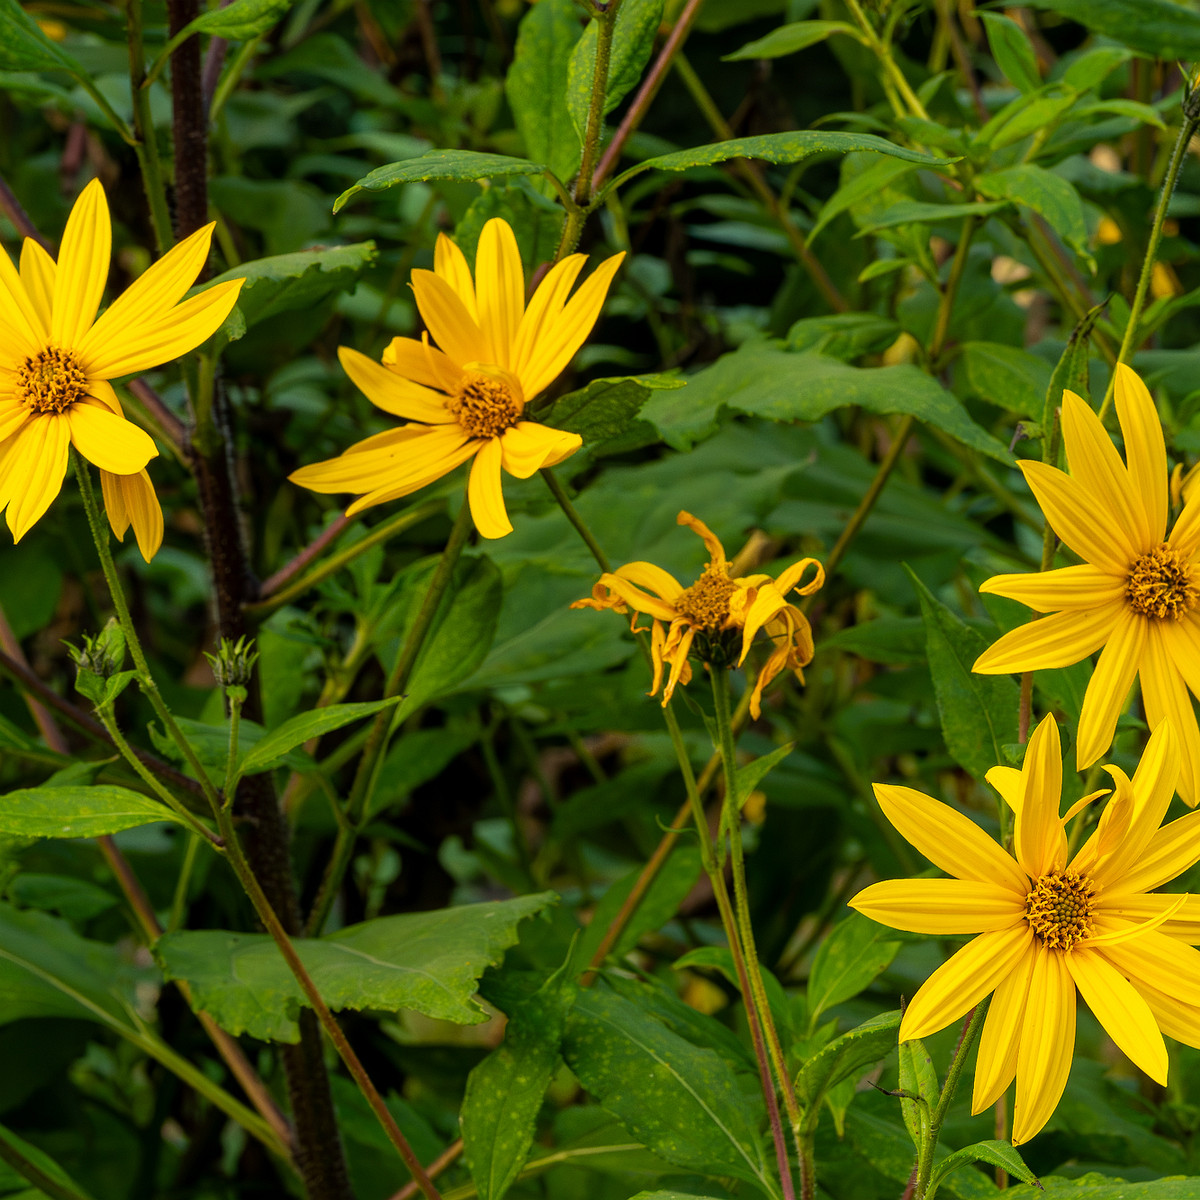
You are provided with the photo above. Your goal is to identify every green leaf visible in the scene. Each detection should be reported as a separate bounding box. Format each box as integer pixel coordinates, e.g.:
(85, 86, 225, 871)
(0, 785, 183, 839)
(180, 0, 293, 39)
(334, 151, 547, 213)
(0, 1120, 98, 1200)
(733, 742, 793, 809)
(673, 945, 791, 1037)
(562, 986, 775, 1192)
(462, 965, 574, 1200)
(538, 374, 683, 446)
(806, 913, 901, 1025)
(723, 20, 861, 61)
(979, 13, 1041, 94)
(927, 1141, 1039, 1200)
(819, 616, 929, 665)
(1025, 0, 1200, 58)
(808, 155, 932, 245)
(786, 313, 902, 360)
(505, 0, 584, 184)
(567, 0, 663, 141)
(898, 1037, 937, 1150)
(857, 199, 1010, 234)
(907, 567, 1020, 781)
(0, 0, 85, 74)
(957, 341, 1053, 419)
(156, 894, 556, 1042)
(628, 1193, 732, 1199)
(796, 1010, 901, 1111)
(642, 343, 1014, 463)
(976, 165, 1092, 268)
(238, 697, 401, 776)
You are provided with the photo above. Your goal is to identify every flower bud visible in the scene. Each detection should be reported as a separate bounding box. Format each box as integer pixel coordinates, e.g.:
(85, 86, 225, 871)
(205, 636, 258, 690)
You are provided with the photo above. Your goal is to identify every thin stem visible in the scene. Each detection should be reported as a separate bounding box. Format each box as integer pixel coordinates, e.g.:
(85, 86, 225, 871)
(541, 468, 611, 571)
(574, 0, 624, 208)
(168, 832, 203, 932)
(387, 1141, 466, 1200)
(930, 216, 977, 365)
(844, 0, 930, 121)
(1098, 112, 1199, 420)
(224, 689, 244, 799)
(126, 0, 173, 252)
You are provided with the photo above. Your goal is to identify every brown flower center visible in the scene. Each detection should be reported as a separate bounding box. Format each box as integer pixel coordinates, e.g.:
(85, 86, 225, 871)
(16, 346, 87, 414)
(1126, 543, 1198, 620)
(676, 564, 738, 632)
(448, 369, 522, 439)
(1025, 869, 1096, 951)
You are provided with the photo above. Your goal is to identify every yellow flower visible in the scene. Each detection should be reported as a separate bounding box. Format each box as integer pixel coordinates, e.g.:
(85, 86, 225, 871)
(973, 364, 1200, 804)
(0, 179, 242, 557)
(290, 219, 624, 539)
(571, 511, 823, 718)
(851, 715, 1200, 1145)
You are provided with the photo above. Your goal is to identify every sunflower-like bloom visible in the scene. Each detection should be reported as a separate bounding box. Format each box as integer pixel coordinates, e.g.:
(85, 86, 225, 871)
(0, 179, 242, 558)
(571, 511, 824, 717)
(290, 219, 624, 539)
(973, 365, 1200, 803)
(851, 714, 1200, 1144)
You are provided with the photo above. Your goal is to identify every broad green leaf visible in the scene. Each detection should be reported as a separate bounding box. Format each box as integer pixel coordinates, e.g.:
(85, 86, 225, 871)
(898, 1037, 937, 1149)
(733, 742, 793, 809)
(819, 616, 929, 665)
(1061, 46, 1132, 92)
(907, 567, 1020, 782)
(1025, 0, 1200, 59)
(808, 155, 931, 245)
(1007, 1182, 1200, 1199)
(334, 151, 546, 213)
(562, 986, 776, 1192)
(806, 913, 901, 1026)
(180, 0, 293, 39)
(957, 341, 1053, 419)
(977, 165, 1092, 267)
(538, 374, 682, 446)
(857, 199, 1010, 234)
(979, 13, 1040, 94)
(156, 893, 556, 1042)
(629, 1194, 732, 1199)
(0, 0, 85, 73)
(462, 965, 574, 1200)
(0, 1120, 97, 1200)
(0, 785, 182, 839)
(723, 20, 860, 61)
(982, 87, 1079, 153)
(642, 343, 1014, 463)
(237, 697, 401, 776)
(927, 1141, 1038, 1200)
(796, 1010, 901, 1111)
(505, 0, 584, 184)
(786, 312, 901, 360)
(567, 0, 663, 140)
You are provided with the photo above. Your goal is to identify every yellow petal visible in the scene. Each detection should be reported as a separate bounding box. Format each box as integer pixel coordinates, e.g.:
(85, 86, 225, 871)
(978, 564, 1126, 613)
(411, 269, 487, 366)
(738, 584, 789, 665)
(19, 237, 56, 329)
(1102, 893, 1200, 944)
(605, 563, 685, 607)
(1074, 608, 1146, 768)
(474, 219, 525, 370)
(120, 469, 163, 562)
(0, 243, 48, 360)
(986, 765, 1024, 813)
(78, 279, 244, 380)
(872, 783, 1030, 894)
(1141, 621, 1200, 808)
(1133, 978, 1200, 1049)
(467, 438, 511, 538)
(3, 414, 70, 541)
(498, 421, 581, 479)
(901, 924, 1034, 1041)
(87, 376, 123, 415)
(382, 334, 460, 391)
(1114, 364, 1168, 544)
(291, 427, 465, 493)
(849, 878, 1026, 934)
(100, 468, 129, 539)
(774, 556, 824, 597)
(338, 346, 453, 424)
(517, 252, 624, 400)
(1099, 926, 1200, 997)
(1019, 459, 1136, 575)
(677, 510, 727, 569)
(1060, 388, 1151, 552)
(1169, 486, 1200, 557)
(1012, 945, 1075, 1145)
(972, 604, 1120, 674)
(1116, 808, 1200, 895)
(51, 178, 111, 348)
(433, 232, 478, 321)
(0, 402, 30, 445)
(67, 400, 158, 474)
(971, 943, 1036, 1113)
(343, 438, 480, 516)
(1015, 714, 1067, 879)
(511, 254, 587, 387)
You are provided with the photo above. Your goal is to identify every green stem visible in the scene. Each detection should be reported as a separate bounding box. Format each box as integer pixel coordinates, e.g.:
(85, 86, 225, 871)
(930, 215, 977, 365)
(1098, 112, 1200, 420)
(541, 468, 611, 571)
(224, 689, 244, 800)
(167, 832, 202, 933)
(126, 0, 173, 253)
(843, 0, 929, 121)
(574, 0, 623, 208)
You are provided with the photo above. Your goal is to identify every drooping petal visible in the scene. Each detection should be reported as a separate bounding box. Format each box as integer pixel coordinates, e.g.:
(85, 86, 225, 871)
(872, 783, 1030, 893)
(1114, 364, 1168, 544)
(338, 346, 453, 424)
(986, 765, 1024, 814)
(119, 469, 164, 562)
(411, 269, 488, 366)
(382, 334, 460, 392)
(900, 924, 1034, 1041)
(571, 571, 681, 623)
(738, 584, 790, 666)
(474, 219, 525, 370)
(972, 942, 1037, 1113)
(516, 252, 625, 400)
(78, 279, 244, 380)
(614, 562, 685, 604)
(978, 564, 1126, 613)
(511, 254, 587, 388)
(1019, 459, 1137, 574)
(677, 510, 728, 569)
(433, 232, 478, 321)
(1014, 714, 1068, 879)
(1012, 945, 1076, 1145)
(1103, 893, 1200, 944)
(849, 878, 1026, 934)
(773, 556, 825, 597)
(467, 437, 512, 538)
(1141, 621, 1200, 807)
(498, 421, 582, 478)
(3, 414, 71, 541)
(51, 178, 111, 348)
(1060, 388, 1151, 552)
(67, 400, 158, 475)
(971, 604, 1121, 674)
(1074, 609, 1146, 769)
(100, 467, 129, 538)
(19, 238, 57, 329)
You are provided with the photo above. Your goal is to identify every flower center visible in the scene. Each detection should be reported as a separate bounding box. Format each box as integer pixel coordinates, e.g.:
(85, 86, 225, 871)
(1025, 869, 1097, 951)
(447, 368, 522, 439)
(676, 565, 737, 632)
(1126, 543, 1198, 620)
(16, 346, 88, 415)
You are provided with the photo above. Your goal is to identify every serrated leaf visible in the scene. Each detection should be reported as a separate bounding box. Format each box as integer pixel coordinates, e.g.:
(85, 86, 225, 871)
(0, 785, 183, 839)
(238, 697, 401, 776)
(977, 165, 1092, 268)
(335, 151, 547, 212)
(796, 1010, 901, 1112)
(538, 374, 682, 445)
(157, 894, 556, 1042)
(807, 913, 901, 1025)
(927, 1141, 1038, 1200)
(724, 19, 860, 61)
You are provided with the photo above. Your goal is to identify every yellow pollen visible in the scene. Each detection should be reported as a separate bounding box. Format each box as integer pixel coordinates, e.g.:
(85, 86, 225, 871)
(448, 370, 522, 439)
(1126, 543, 1198, 620)
(1025, 869, 1097, 951)
(16, 346, 88, 415)
(676, 564, 738, 632)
